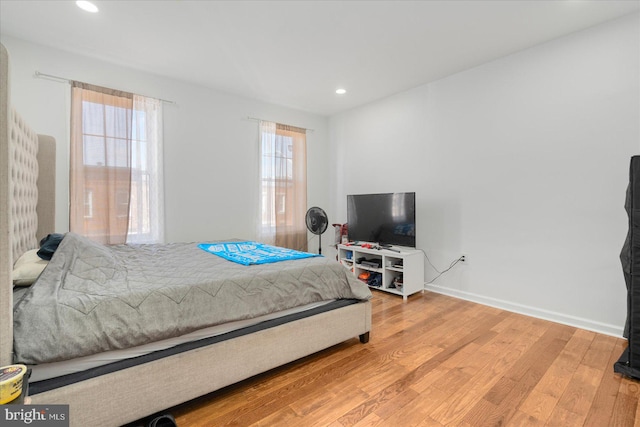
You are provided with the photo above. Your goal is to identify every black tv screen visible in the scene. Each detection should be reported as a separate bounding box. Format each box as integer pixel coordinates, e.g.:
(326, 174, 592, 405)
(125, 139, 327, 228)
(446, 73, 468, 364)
(347, 192, 416, 248)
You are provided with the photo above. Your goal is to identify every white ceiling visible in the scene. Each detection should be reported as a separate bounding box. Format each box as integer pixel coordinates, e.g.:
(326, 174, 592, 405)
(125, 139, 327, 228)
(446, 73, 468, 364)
(1, 1, 638, 116)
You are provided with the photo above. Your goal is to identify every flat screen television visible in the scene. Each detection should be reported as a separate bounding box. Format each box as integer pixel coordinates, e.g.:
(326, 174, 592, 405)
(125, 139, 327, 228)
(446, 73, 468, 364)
(347, 192, 416, 248)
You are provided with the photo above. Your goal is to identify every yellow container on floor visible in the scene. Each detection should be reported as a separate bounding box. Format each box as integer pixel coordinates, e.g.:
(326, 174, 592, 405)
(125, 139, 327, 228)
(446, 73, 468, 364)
(0, 365, 27, 404)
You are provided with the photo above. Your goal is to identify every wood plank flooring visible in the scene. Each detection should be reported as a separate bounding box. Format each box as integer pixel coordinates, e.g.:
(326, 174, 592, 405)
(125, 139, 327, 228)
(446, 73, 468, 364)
(170, 291, 638, 426)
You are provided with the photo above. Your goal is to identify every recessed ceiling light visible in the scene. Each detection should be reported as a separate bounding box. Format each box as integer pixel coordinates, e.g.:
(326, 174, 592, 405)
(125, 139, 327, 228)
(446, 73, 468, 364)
(336, 88, 347, 95)
(76, 1, 99, 13)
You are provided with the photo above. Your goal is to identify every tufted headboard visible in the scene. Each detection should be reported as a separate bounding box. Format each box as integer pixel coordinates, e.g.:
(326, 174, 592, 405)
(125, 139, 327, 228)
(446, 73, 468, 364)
(0, 42, 56, 365)
(10, 109, 39, 261)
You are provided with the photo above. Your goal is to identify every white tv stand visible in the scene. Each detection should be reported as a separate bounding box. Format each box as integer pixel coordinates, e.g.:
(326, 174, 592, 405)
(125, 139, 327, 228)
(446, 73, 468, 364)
(337, 244, 425, 301)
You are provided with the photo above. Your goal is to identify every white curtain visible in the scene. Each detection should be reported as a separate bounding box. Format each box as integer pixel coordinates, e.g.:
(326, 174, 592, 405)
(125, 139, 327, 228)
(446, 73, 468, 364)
(258, 121, 278, 245)
(257, 120, 307, 251)
(127, 95, 164, 244)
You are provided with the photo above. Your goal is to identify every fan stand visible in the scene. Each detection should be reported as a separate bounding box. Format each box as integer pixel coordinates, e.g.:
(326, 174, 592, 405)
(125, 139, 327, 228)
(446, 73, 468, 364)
(305, 206, 328, 256)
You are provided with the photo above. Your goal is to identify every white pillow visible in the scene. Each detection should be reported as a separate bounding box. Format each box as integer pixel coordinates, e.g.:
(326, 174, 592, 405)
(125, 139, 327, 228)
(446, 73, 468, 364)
(13, 249, 48, 286)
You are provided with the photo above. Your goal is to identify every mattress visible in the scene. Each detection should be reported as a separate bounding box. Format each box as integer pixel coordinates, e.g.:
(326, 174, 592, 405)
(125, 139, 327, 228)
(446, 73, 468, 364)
(29, 298, 362, 395)
(27, 299, 334, 383)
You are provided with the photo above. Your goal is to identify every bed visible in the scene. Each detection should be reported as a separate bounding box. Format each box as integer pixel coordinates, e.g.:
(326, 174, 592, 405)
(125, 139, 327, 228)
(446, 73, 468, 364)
(0, 42, 372, 426)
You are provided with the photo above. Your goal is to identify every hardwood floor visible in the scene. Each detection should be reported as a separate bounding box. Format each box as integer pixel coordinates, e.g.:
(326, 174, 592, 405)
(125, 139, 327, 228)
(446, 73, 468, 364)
(171, 291, 638, 426)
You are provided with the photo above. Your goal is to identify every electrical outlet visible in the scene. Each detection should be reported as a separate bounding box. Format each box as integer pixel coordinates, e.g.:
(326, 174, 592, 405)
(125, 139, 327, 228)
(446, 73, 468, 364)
(460, 254, 467, 263)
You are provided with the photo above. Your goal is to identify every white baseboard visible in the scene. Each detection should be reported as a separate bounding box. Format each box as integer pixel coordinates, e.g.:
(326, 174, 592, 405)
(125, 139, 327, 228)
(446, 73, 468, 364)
(424, 284, 624, 338)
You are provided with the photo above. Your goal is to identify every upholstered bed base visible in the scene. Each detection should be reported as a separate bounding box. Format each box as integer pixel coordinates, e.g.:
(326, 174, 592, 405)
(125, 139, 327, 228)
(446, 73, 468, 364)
(31, 301, 371, 426)
(0, 42, 371, 426)
(0, 42, 12, 368)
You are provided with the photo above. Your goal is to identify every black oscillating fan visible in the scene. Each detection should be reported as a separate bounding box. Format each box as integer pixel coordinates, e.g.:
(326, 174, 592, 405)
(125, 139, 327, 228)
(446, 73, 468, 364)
(305, 207, 328, 254)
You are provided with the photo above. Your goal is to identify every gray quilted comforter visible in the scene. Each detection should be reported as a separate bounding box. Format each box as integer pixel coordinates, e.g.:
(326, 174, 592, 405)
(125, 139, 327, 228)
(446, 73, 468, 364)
(13, 233, 371, 364)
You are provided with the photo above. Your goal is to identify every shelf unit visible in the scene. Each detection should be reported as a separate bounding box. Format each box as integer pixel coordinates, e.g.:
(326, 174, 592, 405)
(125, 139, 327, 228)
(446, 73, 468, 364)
(337, 244, 425, 301)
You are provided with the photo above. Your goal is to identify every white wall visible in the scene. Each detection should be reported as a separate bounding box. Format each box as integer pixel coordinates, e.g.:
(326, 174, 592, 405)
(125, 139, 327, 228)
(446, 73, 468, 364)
(3, 13, 638, 334)
(329, 13, 640, 336)
(0, 35, 330, 246)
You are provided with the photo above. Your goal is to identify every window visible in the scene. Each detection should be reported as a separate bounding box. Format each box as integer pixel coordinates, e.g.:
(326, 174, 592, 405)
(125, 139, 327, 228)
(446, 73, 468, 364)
(115, 189, 129, 219)
(84, 189, 93, 219)
(258, 121, 307, 251)
(70, 82, 163, 244)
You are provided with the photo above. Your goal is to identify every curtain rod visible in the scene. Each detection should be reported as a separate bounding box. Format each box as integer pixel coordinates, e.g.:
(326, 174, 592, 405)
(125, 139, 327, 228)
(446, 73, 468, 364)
(34, 71, 176, 105)
(247, 116, 314, 132)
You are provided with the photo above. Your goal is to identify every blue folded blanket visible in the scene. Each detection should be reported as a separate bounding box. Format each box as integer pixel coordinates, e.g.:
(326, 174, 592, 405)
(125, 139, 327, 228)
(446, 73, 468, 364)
(198, 241, 321, 265)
